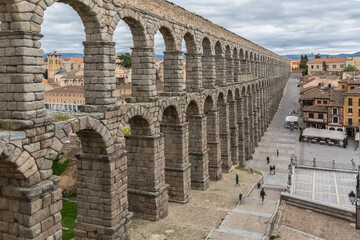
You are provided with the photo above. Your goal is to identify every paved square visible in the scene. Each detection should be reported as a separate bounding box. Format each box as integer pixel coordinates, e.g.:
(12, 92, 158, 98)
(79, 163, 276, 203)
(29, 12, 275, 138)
(294, 168, 357, 208)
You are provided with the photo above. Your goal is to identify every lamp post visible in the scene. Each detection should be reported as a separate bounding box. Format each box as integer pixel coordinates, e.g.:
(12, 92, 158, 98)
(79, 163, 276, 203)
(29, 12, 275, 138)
(349, 165, 360, 229)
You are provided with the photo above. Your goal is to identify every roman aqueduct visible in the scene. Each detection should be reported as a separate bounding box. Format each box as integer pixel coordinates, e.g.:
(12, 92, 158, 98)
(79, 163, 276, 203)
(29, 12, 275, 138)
(0, 0, 290, 239)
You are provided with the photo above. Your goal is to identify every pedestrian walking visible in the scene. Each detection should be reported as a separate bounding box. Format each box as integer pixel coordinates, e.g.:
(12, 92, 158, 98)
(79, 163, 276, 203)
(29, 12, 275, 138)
(276, 149, 279, 157)
(273, 165, 276, 175)
(235, 174, 240, 186)
(260, 188, 266, 203)
(266, 156, 270, 164)
(239, 193, 243, 204)
(257, 182, 261, 189)
(269, 165, 273, 175)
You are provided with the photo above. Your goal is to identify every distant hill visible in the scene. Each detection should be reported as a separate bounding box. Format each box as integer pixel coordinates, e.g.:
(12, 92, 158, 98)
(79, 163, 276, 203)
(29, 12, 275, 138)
(44, 53, 84, 59)
(282, 51, 360, 61)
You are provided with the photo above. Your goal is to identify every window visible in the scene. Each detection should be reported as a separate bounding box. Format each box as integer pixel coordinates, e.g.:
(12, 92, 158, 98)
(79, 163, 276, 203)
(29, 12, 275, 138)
(333, 116, 338, 123)
(351, 86, 355, 90)
(332, 108, 338, 115)
(318, 114, 323, 119)
(323, 100, 327, 104)
(349, 118, 353, 126)
(316, 65, 319, 69)
(332, 64, 336, 69)
(309, 113, 314, 118)
(317, 100, 321, 104)
(311, 65, 314, 69)
(340, 64, 345, 68)
(342, 85, 345, 89)
(349, 98, 353, 106)
(349, 108, 353, 113)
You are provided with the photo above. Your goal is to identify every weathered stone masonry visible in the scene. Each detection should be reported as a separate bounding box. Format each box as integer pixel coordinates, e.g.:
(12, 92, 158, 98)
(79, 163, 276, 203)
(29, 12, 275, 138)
(0, 0, 289, 239)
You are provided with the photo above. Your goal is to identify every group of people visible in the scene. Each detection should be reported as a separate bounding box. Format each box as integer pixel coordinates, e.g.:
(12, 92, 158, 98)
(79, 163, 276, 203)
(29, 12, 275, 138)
(266, 149, 279, 175)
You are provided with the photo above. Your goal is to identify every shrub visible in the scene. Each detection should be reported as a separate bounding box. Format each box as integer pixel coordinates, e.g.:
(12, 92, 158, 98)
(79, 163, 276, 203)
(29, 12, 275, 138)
(52, 155, 71, 176)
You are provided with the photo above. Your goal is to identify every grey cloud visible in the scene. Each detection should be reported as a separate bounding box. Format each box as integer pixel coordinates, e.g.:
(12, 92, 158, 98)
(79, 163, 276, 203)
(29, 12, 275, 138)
(26, 0, 360, 56)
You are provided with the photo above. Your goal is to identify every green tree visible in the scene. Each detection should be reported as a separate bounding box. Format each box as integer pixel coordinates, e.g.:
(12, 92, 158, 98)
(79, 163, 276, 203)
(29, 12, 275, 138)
(314, 53, 321, 59)
(299, 54, 309, 75)
(43, 69, 48, 79)
(322, 61, 328, 71)
(117, 53, 132, 68)
(343, 64, 358, 72)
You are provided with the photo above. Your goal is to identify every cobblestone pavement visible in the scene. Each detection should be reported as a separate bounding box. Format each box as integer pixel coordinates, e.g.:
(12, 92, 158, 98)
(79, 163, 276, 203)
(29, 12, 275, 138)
(294, 168, 357, 208)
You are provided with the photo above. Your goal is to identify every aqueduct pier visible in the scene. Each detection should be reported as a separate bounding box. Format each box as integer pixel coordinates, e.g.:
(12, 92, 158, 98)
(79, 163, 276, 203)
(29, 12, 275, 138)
(0, 0, 290, 239)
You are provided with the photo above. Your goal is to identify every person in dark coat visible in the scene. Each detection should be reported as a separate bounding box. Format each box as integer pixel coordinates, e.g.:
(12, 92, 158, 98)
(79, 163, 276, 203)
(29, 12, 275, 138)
(273, 165, 276, 175)
(266, 156, 270, 164)
(260, 188, 266, 203)
(270, 165, 273, 175)
(276, 149, 279, 157)
(235, 173, 240, 186)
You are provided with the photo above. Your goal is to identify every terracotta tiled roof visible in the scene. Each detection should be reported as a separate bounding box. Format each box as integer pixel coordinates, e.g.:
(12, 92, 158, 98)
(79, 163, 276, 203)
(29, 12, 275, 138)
(345, 87, 360, 96)
(301, 87, 330, 100)
(45, 86, 84, 94)
(302, 105, 328, 113)
(329, 90, 344, 107)
(308, 57, 346, 64)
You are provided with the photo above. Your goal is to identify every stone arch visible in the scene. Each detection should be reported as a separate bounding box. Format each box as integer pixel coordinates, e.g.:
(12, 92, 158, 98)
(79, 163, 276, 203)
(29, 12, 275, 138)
(158, 98, 183, 123)
(183, 31, 202, 91)
(2, 0, 105, 36)
(161, 103, 191, 203)
(186, 100, 209, 190)
(225, 45, 234, 84)
(202, 37, 215, 88)
(120, 105, 156, 136)
(155, 24, 177, 51)
(186, 95, 204, 115)
(215, 41, 226, 86)
(124, 112, 168, 220)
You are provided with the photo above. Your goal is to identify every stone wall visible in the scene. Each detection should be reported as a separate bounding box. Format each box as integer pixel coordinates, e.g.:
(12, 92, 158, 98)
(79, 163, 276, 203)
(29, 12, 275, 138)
(0, 0, 290, 239)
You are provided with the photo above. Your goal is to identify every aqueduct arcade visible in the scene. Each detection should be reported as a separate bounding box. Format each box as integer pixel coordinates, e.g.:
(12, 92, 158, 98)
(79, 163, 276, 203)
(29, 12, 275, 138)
(0, 0, 290, 239)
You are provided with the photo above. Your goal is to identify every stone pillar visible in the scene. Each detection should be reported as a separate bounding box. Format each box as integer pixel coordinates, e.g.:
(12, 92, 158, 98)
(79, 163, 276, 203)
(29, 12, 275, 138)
(248, 94, 255, 158)
(226, 55, 234, 84)
(243, 95, 251, 160)
(202, 54, 216, 89)
(219, 102, 232, 171)
(82, 41, 117, 111)
(185, 53, 203, 92)
(206, 109, 222, 180)
(74, 151, 132, 239)
(163, 51, 184, 95)
(241, 60, 248, 73)
(234, 57, 240, 82)
(125, 134, 168, 221)
(216, 53, 227, 86)
(0, 31, 47, 130)
(188, 114, 210, 190)
(131, 47, 157, 102)
(161, 122, 191, 203)
(237, 97, 246, 166)
(228, 100, 239, 166)
(0, 176, 62, 239)
(252, 91, 259, 148)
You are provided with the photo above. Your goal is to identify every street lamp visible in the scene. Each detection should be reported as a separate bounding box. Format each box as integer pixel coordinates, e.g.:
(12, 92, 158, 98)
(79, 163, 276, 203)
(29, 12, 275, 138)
(348, 165, 360, 229)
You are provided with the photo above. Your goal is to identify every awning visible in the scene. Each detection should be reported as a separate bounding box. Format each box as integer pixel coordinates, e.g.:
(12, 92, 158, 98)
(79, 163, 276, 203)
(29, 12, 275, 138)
(303, 128, 346, 141)
(286, 116, 298, 122)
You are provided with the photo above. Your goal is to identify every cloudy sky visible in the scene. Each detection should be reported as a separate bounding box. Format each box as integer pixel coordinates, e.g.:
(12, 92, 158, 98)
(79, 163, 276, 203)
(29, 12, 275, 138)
(38, 0, 360, 56)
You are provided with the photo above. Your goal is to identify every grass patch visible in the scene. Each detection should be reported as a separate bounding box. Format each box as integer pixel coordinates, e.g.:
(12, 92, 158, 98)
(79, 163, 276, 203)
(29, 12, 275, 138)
(52, 155, 71, 176)
(53, 113, 71, 122)
(270, 235, 280, 239)
(61, 199, 78, 240)
(235, 166, 262, 175)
